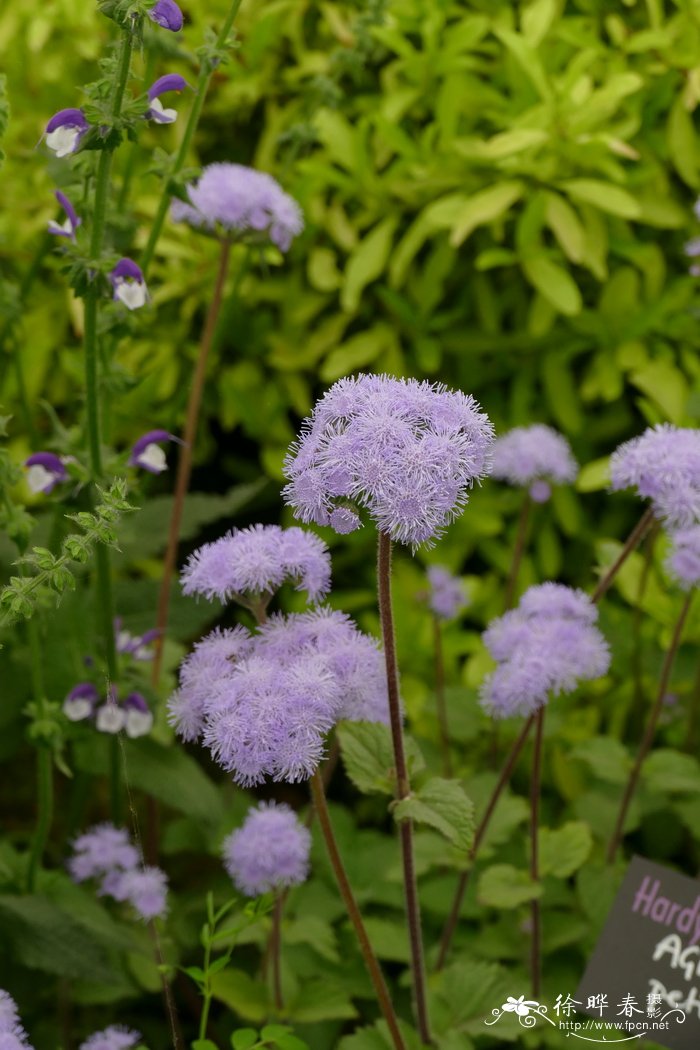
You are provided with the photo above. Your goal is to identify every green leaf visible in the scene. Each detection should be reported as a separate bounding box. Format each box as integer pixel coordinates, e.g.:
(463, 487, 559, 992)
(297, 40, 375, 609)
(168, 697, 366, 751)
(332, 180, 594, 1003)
(193, 1041, 219, 1050)
(560, 179, 641, 219)
(393, 778, 474, 853)
(362, 917, 410, 962)
(571, 737, 630, 784)
(539, 822, 593, 877)
(667, 95, 700, 189)
(576, 457, 610, 493)
(493, 27, 552, 100)
(643, 750, 700, 795)
(545, 193, 584, 263)
(449, 182, 524, 247)
(337, 721, 424, 795)
(212, 969, 269, 1022)
(341, 217, 398, 312)
(320, 324, 395, 383)
(522, 256, 582, 316)
(477, 865, 542, 908)
(231, 1030, 259, 1050)
(630, 359, 689, 424)
(288, 976, 358, 1022)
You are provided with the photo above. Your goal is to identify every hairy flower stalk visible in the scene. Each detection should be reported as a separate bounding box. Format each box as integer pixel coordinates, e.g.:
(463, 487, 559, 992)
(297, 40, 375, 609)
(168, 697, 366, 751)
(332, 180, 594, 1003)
(503, 493, 531, 612)
(24, 574, 52, 892)
(425, 566, 467, 778)
(530, 708, 544, 997)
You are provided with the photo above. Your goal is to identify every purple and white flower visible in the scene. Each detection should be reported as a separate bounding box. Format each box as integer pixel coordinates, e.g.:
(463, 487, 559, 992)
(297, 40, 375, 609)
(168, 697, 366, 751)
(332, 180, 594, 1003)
(147, 74, 188, 124)
(223, 801, 311, 897)
(96, 696, 126, 734)
(48, 190, 81, 241)
(109, 258, 149, 311)
(123, 693, 153, 738)
(79, 1027, 141, 1050)
(115, 622, 160, 661)
(148, 0, 183, 31)
(24, 452, 67, 494)
(45, 108, 89, 157)
(63, 682, 99, 722)
(128, 429, 181, 473)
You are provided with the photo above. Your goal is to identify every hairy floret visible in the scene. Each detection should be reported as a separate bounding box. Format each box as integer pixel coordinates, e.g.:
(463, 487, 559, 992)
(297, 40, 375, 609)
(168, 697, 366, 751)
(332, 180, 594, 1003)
(610, 424, 700, 526)
(665, 526, 700, 590)
(491, 424, 577, 501)
(223, 801, 311, 896)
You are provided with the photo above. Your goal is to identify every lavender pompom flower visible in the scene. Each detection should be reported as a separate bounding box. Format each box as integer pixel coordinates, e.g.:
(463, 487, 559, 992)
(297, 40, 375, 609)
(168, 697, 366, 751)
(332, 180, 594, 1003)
(665, 526, 700, 590)
(148, 0, 183, 31)
(24, 451, 67, 494)
(103, 866, 168, 920)
(426, 565, 468, 620)
(491, 424, 577, 503)
(110, 259, 149, 311)
(147, 74, 188, 124)
(223, 801, 311, 897)
(0, 990, 31, 1049)
(68, 824, 139, 882)
(610, 424, 700, 527)
(480, 583, 610, 719)
(45, 108, 89, 157)
(48, 190, 81, 241)
(171, 162, 304, 251)
(283, 373, 494, 548)
(63, 682, 99, 722)
(79, 1027, 141, 1050)
(168, 625, 253, 742)
(128, 429, 181, 473)
(181, 524, 331, 605)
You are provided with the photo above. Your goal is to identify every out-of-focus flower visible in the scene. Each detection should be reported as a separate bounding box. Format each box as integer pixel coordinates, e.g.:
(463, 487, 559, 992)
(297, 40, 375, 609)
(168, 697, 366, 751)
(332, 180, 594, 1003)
(171, 162, 304, 251)
(78, 1027, 141, 1050)
(63, 682, 98, 722)
(48, 190, 81, 241)
(491, 424, 577, 503)
(95, 696, 126, 734)
(147, 74, 188, 123)
(180, 524, 331, 605)
(102, 866, 168, 920)
(109, 258, 149, 311)
(283, 373, 494, 548)
(665, 525, 700, 590)
(167, 626, 253, 742)
(426, 565, 468, 620)
(24, 452, 67, 494)
(479, 583, 610, 719)
(148, 0, 183, 31)
(115, 620, 160, 661)
(45, 108, 88, 157)
(223, 801, 311, 896)
(610, 424, 700, 527)
(123, 693, 153, 738)
(68, 824, 139, 882)
(128, 429, 180, 473)
(0, 988, 32, 1049)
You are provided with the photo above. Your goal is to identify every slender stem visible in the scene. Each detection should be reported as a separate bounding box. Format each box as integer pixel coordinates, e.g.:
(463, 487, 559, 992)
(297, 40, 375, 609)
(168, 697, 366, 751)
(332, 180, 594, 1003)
(150, 239, 232, 685)
(310, 772, 407, 1050)
(630, 524, 659, 707)
(435, 714, 534, 970)
(529, 708, 544, 999)
(590, 507, 655, 604)
(606, 593, 693, 864)
(198, 934, 212, 1040)
(685, 657, 700, 755)
(377, 531, 431, 1045)
(271, 893, 284, 1014)
(504, 494, 531, 612)
(432, 615, 452, 777)
(140, 0, 244, 275)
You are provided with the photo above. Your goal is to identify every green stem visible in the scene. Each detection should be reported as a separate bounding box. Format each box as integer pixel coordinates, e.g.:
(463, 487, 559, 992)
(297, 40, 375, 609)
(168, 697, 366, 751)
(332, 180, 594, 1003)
(25, 608, 53, 892)
(199, 896, 214, 1040)
(140, 0, 245, 275)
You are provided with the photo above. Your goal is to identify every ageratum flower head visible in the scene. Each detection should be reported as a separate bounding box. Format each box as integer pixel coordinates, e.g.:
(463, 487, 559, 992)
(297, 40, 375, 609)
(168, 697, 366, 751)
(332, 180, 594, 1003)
(110, 259, 148, 311)
(426, 565, 468, 620)
(665, 526, 700, 591)
(68, 823, 139, 882)
(171, 162, 303, 251)
(491, 424, 577, 503)
(48, 190, 81, 241)
(24, 451, 67, 494)
(148, 0, 183, 31)
(610, 424, 700, 527)
(147, 74, 188, 124)
(167, 626, 253, 742)
(128, 429, 181, 473)
(223, 801, 311, 897)
(479, 583, 610, 719)
(180, 524, 331, 605)
(102, 866, 168, 920)
(283, 374, 494, 548)
(45, 108, 89, 157)
(0, 991, 31, 1050)
(79, 1027, 141, 1050)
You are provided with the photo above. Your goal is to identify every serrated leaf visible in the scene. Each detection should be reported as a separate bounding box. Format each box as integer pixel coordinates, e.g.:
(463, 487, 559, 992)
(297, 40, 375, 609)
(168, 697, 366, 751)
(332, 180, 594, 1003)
(477, 865, 542, 908)
(393, 778, 474, 852)
(337, 721, 424, 795)
(539, 822, 593, 877)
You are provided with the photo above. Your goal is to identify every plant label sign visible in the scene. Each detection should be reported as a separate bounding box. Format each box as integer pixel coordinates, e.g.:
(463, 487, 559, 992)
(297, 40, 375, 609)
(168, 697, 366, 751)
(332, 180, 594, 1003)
(576, 856, 700, 1049)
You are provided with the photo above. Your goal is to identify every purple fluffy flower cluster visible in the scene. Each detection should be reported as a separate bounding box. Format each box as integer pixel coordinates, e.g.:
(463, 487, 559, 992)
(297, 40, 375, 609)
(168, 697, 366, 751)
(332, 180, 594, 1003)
(283, 373, 494, 548)
(480, 583, 610, 718)
(426, 565, 468, 620)
(170, 609, 391, 785)
(491, 424, 578, 503)
(610, 424, 700, 527)
(171, 163, 303, 251)
(79, 1028, 141, 1050)
(181, 525, 331, 605)
(665, 526, 700, 590)
(223, 801, 311, 897)
(68, 824, 168, 920)
(0, 991, 31, 1050)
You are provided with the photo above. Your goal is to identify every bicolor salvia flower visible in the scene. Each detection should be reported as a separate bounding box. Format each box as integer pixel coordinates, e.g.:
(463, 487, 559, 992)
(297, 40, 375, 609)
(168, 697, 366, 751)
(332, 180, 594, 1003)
(665, 526, 700, 590)
(171, 162, 304, 251)
(93, 691, 152, 738)
(63, 682, 99, 722)
(128, 429, 180, 473)
(48, 190, 81, 241)
(491, 423, 578, 503)
(610, 424, 700, 527)
(180, 524, 331, 605)
(0, 989, 32, 1050)
(223, 801, 311, 897)
(78, 1028, 140, 1050)
(283, 373, 494, 548)
(426, 565, 468, 620)
(68, 824, 140, 882)
(148, 0, 183, 31)
(109, 259, 148, 311)
(115, 620, 160, 661)
(24, 451, 67, 494)
(45, 108, 89, 157)
(147, 74, 188, 123)
(479, 583, 610, 719)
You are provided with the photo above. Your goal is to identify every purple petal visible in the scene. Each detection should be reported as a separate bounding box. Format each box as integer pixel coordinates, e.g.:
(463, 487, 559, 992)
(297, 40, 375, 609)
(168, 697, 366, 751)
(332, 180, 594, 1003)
(148, 0, 183, 31)
(25, 451, 67, 477)
(124, 692, 149, 713)
(148, 74, 188, 101)
(66, 682, 99, 703)
(55, 190, 81, 231)
(46, 108, 88, 133)
(129, 429, 180, 460)
(110, 257, 144, 285)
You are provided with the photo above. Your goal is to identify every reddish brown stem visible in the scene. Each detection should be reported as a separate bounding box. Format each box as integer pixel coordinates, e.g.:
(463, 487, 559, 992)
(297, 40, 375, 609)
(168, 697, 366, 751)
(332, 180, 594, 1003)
(591, 507, 655, 605)
(310, 771, 407, 1050)
(606, 593, 693, 864)
(504, 494, 531, 612)
(435, 714, 534, 970)
(432, 614, 452, 778)
(529, 708, 544, 998)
